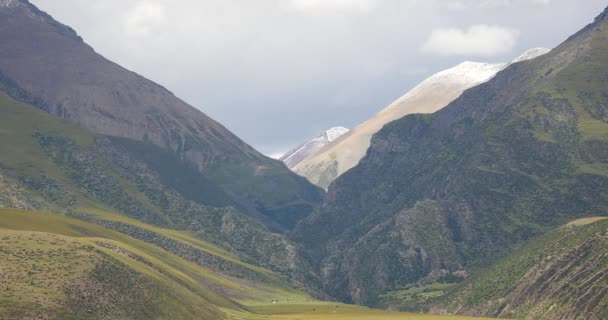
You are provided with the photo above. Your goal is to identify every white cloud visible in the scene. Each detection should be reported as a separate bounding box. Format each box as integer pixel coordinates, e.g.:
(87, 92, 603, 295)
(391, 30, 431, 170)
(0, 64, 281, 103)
(123, 1, 167, 37)
(287, 0, 377, 12)
(421, 24, 519, 56)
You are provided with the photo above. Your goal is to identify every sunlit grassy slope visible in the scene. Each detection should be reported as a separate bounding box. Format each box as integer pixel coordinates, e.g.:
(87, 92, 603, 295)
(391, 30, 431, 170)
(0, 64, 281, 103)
(0, 208, 500, 319)
(0, 209, 307, 319)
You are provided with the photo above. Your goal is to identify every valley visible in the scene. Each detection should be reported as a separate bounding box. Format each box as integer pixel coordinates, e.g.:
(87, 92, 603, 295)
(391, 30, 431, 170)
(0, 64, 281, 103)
(0, 0, 607, 319)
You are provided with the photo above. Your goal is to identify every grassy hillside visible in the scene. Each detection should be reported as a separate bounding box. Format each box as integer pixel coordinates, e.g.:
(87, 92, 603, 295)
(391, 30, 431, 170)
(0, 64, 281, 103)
(0, 210, 232, 319)
(434, 218, 608, 320)
(0, 208, 312, 319)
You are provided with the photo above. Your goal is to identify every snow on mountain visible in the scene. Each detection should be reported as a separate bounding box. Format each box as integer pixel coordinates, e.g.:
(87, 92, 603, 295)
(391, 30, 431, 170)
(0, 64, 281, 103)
(280, 127, 349, 168)
(292, 48, 550, 189)
(511, 47, 551, 63)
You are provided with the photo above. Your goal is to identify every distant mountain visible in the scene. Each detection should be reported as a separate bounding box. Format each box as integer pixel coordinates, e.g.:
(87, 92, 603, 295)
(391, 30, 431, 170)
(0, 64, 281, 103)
(293, 48, 550, 189)
(281, 127, 349, 168)
(293, 6, 608, 308)
(0, 0, 323, 231)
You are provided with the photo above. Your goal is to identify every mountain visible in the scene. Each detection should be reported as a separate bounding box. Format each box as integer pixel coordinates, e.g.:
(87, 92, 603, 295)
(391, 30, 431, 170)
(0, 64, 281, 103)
(0, 1, 328, 317)
(0, 88, 318, 292)
(0, 0, 323, 232)
(292, 48, 550, 189)
(280, 127, 349, 168)
(293, 6, 608, 308)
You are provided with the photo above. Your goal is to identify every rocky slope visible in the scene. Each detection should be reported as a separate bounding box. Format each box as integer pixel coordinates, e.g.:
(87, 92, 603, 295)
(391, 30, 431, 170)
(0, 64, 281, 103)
(293, 6, 608, 307)
(0, 0, 323, 231)
(293, 49, 549, 189)
(281, 127, 349, 168)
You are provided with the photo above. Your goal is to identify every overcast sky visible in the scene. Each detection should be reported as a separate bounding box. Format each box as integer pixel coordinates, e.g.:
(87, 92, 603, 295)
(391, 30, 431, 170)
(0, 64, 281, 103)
(30, 0, 607, 157)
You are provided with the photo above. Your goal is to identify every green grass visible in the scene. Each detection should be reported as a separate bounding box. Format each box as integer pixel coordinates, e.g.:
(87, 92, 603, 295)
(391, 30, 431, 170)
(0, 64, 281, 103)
(0, 209, 306, 305)
(0, 228, 227, 319)
(0, 208, 500, 319)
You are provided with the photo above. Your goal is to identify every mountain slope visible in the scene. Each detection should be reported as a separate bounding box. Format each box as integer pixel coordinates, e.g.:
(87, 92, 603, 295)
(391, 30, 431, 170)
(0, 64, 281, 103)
(281, 127, 349, 168)
(437, 218, 608, 320)
(0, 89, 321, 294)
(293, 49, 549, 189)
(0, 0, 323, 231)
(293, 7, 608, 306)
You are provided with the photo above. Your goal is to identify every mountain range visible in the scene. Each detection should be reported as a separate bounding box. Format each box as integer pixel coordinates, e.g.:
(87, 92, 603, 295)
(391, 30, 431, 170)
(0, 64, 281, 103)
(293, 7, 608, 319)
(0, 1, 607, 319)
(291, 48, 550, 189)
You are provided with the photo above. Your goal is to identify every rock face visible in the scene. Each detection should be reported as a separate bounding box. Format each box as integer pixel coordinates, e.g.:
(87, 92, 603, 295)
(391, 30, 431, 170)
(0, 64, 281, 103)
(293, 7, 608, 306)
(293, 49, 550, 189)
(0, 0, 323, 231)
(281, 127, 349, 168)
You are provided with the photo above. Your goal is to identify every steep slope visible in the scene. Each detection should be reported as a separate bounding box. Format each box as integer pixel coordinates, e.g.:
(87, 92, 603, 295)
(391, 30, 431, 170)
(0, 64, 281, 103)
(293, 7, 608, 306)
(293, 49, 549, 189)
(436, 218, 608, 320)
(281, 127, 349, 168)
(0, 0, 323, 231)
(0, 89, 320, 292)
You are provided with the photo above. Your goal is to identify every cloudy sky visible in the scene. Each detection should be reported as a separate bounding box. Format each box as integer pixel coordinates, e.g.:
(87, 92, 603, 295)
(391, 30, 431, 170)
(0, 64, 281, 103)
(30, 0, 607, 157)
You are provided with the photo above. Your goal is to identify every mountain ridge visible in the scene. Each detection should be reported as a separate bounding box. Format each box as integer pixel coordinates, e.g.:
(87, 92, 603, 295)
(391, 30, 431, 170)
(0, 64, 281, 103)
(292, 48, 549, 189)
(0, 0, 323, 231)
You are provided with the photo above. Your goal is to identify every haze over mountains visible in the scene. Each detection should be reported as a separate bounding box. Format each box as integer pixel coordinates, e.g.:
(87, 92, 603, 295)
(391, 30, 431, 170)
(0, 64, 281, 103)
(0, 1, 607, 319)
(291, 48, 550, 189)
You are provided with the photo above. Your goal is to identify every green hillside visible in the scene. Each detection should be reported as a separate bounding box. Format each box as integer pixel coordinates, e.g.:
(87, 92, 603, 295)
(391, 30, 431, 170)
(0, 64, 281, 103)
(0, 89, 318, 285)
(0, 209, 236, 319)
(434, 218, 608, 320)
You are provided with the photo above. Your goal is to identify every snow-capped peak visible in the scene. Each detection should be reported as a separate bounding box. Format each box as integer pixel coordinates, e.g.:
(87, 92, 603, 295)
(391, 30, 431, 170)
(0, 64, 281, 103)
(430, 61, 507, 84)
(280, 127, 349, 168)
(322, 127, 350, 142)
(511, 47, 551, 63)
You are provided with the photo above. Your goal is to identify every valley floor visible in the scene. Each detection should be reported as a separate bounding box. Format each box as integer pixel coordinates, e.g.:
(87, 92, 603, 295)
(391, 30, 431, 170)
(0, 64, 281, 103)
(228, 302, 498, 320)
